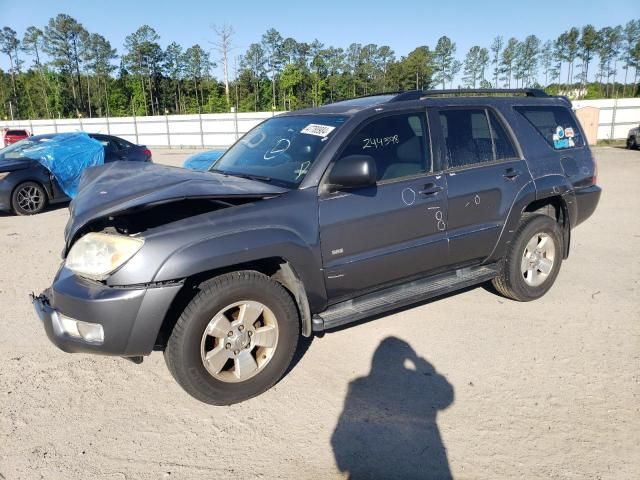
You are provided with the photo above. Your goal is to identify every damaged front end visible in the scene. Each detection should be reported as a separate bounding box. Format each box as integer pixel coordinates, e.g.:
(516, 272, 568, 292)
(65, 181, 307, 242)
(34, 160, 290, 358)
(63, 160, 287, 253)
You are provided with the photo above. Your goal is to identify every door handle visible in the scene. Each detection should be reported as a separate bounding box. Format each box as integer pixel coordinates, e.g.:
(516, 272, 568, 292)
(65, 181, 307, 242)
(418, 183, 443, 196)
(503, 168, 522, 180)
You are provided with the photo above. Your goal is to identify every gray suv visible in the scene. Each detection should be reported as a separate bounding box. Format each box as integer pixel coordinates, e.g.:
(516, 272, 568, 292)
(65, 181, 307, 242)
(32, 89, 601, 405)
(627, 124, 640, 149)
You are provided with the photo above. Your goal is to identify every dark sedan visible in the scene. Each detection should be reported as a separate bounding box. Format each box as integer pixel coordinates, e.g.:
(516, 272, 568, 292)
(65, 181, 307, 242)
(0, 133, 152, 215)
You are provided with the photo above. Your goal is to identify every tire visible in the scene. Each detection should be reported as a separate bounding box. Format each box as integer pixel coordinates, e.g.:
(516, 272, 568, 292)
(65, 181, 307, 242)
(11, 181, 48, 216)
(164, 271, 300, 405)
(627, 136, 637, 150)
(492, 214, 563, 302)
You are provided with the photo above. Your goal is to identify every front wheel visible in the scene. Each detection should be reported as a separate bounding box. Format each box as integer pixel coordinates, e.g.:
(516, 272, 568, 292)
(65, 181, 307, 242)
(492, 214, 563, 302)
(12, 181, 48, 215)
(164, 271, 300, 405)
(627, 136, 638, 150)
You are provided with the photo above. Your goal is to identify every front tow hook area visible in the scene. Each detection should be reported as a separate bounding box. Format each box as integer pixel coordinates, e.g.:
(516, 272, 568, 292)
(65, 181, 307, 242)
(30, 290, 52, 321)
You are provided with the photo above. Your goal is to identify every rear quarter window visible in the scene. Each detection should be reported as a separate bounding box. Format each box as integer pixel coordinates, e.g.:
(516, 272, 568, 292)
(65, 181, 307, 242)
(514, 105, 584, 150)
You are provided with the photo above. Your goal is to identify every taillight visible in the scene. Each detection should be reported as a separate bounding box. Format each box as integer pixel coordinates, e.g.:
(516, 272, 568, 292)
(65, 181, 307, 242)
(143, 148, 152, 157)
(591, 157, 598, 185)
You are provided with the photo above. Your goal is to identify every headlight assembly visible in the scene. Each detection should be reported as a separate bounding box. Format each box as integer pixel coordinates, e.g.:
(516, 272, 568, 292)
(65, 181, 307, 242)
(65, 232, 144, 280)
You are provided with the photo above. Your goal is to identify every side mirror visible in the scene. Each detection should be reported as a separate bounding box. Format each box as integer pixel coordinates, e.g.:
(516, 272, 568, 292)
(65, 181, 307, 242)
(328, 154, 377, 190)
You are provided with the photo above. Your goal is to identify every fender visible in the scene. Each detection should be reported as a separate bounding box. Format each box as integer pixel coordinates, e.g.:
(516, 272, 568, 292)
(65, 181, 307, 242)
(4, 163, 57, 201)
(152, 226, 328, 312)
(485, 179, 537, 263)
(488, 174, 573, 263)
(534, 174, 574, 258)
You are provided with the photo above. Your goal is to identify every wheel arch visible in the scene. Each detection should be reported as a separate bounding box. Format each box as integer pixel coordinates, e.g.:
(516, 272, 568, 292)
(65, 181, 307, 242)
(154, 257, 314, 351)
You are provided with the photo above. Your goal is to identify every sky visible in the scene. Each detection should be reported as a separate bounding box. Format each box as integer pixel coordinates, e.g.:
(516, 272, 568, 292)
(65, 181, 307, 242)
(0, 0, 636, 80)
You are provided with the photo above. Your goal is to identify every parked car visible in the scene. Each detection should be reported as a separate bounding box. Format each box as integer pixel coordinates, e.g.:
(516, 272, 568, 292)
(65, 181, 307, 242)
(33, 89, 601, 405)
(627, 124, 640, 149)
(2, 128, 30, 147)
(0, 133, 152, 215)
(183, 150, 225, 171)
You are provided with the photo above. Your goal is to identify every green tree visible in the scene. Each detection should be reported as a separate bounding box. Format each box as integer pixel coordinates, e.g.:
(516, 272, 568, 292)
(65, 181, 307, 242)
(500, 38, 519, 88)
(123, 25, 163, 115)
(596, 25, 623, 97)
(621, 20, 640, 95)
(433, 36, 458, 89)
(183, 44, 214, 112)
(22, 26, 51, 117)
(0, 27, 22, 115)
(44, 14, 88, 115)
(490, 36, 504, 87)
(261, 28, 283, 109)
(164, 42, 185, 113)
(514, 35, 540, 87)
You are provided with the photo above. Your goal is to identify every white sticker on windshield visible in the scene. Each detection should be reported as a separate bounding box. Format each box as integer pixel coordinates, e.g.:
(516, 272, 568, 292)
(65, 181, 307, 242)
(301, 123, 336, 137)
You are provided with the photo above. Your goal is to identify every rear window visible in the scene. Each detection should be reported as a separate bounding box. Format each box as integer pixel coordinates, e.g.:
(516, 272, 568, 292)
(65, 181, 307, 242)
(514, 106, 584, 150)
(438, 108, 518, 169)
(6, 130, 27, 136)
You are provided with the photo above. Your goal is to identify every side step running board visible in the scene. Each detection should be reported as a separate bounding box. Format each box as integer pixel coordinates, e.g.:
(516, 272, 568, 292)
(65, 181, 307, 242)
(312, 265, 499, 332)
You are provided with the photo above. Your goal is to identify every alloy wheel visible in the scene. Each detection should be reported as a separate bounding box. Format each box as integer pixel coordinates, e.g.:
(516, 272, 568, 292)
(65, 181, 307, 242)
(200, 300, 279, 383)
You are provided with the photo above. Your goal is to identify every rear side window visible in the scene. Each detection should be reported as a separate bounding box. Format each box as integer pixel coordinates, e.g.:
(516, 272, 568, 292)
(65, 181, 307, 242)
(438, 108, 518, 169)
(515, 106, 584, 150)
(113, 137, 134, 149)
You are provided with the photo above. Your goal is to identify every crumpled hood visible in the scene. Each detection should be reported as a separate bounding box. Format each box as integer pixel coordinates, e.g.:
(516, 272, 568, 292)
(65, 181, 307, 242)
(65, 161, 287, 244)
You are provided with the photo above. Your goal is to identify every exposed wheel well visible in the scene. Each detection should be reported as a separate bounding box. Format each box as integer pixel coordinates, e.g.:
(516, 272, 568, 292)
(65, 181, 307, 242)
(524, 196, 570, 258)
(154, 257, 312, 350)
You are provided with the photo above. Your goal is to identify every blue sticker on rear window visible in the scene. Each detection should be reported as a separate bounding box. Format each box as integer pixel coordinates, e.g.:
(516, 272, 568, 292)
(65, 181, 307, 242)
(553, 125, 575, 149)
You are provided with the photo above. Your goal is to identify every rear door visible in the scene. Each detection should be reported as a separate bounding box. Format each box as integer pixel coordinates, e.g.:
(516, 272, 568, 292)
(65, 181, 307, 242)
(434, 107, 531, 266)
(319, 110, 449, 301)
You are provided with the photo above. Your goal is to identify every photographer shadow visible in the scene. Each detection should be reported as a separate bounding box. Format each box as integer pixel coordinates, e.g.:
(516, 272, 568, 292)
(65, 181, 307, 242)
(331, 337, 454, 479)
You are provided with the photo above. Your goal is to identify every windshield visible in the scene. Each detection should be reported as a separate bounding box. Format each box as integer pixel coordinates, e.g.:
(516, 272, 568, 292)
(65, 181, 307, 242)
(210, 115, 346, 187)
(0, 136, 53, 160)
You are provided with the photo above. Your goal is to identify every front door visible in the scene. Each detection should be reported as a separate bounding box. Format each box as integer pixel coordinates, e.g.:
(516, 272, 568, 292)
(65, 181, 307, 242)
(319, 111, 449, 302)
(435, 107, 532, 266)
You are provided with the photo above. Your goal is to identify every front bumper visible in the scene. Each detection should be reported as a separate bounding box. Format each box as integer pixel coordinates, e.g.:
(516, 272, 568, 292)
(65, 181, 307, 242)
(32, 267, 183, 356)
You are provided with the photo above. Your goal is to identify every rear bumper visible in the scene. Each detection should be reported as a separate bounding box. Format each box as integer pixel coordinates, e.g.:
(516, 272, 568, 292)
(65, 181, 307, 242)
(574, 185, 601, 226)
(32, 266, 182, 356)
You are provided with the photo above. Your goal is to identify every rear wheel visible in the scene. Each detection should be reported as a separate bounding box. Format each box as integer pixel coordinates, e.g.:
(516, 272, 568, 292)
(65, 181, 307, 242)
(11, 181, 48, 215)
(492, 214, 563, 301)
(164, 271, 300, 405)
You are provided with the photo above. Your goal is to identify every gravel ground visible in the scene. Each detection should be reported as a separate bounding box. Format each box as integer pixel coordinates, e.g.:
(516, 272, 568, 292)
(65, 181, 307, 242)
(0, 147, 638, 479)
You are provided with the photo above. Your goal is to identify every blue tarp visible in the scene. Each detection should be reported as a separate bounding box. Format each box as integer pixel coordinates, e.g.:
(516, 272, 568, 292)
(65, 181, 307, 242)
(23, 132, 104, 198)
(183, 150, 225, 171)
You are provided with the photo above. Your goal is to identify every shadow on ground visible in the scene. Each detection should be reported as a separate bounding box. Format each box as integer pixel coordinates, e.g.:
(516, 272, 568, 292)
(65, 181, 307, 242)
(331, 336, 454, 479)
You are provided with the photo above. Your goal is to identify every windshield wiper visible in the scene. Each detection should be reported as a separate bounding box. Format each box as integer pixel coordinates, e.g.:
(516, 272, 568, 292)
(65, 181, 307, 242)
(210, 169, 272, 183)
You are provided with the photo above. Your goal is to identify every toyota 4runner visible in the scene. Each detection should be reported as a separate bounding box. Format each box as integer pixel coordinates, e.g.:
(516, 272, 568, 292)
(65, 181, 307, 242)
(32, 89, 601, 405)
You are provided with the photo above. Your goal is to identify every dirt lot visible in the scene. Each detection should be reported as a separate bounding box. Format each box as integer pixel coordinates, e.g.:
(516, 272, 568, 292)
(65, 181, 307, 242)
(0, 147, 638, 479)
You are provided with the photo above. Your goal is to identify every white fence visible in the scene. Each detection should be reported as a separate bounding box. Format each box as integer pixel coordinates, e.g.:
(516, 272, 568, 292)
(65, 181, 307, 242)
(571, 98, 640, 140)
(0, 111, 277, 148)
(1, 98, 639, 146)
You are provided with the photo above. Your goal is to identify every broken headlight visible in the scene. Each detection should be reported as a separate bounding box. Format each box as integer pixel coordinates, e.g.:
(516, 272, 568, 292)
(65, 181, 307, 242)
(65, 232, 144, 281)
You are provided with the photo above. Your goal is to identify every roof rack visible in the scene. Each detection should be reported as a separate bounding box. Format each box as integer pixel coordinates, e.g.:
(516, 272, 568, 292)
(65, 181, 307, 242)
(389, 88, 549, 102)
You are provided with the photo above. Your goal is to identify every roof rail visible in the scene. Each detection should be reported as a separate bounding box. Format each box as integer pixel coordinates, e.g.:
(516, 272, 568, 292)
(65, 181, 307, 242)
(389, 88, 549, 102)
